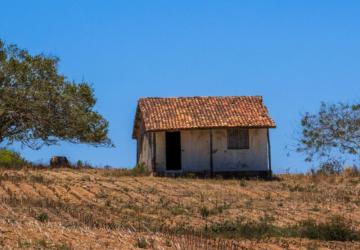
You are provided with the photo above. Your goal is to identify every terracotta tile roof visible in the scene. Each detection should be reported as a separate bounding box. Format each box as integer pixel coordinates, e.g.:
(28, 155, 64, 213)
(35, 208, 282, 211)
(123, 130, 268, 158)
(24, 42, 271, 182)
(133, 96, 275, 138)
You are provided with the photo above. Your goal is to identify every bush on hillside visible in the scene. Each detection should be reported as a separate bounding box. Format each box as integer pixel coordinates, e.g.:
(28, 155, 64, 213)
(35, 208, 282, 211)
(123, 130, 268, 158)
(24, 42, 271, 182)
(132, 162, 150, 176)
(309, 159, 345, 176)
(343, 166, 360, 177)
(295, 215, 360, 241)
(317, 159, 344, 175)
(0, 148, 27, 167)
(201, 215, 360, 241)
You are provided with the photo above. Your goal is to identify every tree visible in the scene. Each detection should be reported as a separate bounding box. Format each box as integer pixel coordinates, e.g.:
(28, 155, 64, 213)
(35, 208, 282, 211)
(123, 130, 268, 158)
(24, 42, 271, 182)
(296, 102, 360, 164)
(0, 40, 112, 149)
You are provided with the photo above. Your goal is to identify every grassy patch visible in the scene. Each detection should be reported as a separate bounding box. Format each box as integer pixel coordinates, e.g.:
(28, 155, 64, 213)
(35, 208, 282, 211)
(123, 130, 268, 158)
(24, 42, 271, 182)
(294, 216, 360, 241)
(199, 215, 360, 241)
(202, 216, 281, 239)
(29, 174, 48, 183)
(36, 212, 49, 223)
(131, 163, 150, 176)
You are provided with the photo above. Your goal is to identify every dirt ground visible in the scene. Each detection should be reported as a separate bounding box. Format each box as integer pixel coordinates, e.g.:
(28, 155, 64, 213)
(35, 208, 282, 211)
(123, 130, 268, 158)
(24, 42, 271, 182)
(0, 168, 359, 249)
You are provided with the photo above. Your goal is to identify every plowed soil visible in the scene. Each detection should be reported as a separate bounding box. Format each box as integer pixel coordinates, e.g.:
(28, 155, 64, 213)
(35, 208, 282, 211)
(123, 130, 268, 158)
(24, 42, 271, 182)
(0, 168, 359, 249)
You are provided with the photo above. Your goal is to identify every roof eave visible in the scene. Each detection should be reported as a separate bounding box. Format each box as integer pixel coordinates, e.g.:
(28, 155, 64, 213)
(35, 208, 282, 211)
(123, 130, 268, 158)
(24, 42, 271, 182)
(144, 124, 276, 133)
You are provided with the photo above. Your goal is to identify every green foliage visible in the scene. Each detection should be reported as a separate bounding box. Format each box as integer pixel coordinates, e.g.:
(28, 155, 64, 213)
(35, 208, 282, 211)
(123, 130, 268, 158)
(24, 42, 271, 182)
(36, 239, 47, 248)
(200, 206, 210, 218)
(0, 40, 112, 149)
(199, 204, 228, 218)
(201, 215, 360, 241)
(76, 160, 83, 168)
(203, 216, 281, 239)
(317, 160, 344, 175)
(132, 162, 150, 176)
(0, 148, 27, 167)
(55, 243, 73, 250)
(239, 179, 247, 187)
(169, 204, 187, 215)
(17, 240, 31, 248)
(295, 216, 360, 241)
(29, 174, 47, 183)
(36, 212, 49, 223)
(296, 102, 360, 163)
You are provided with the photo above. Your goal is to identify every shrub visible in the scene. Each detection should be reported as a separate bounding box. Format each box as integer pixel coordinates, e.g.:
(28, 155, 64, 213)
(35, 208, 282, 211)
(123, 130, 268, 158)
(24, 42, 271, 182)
(165, 239, 172, 247)
(17, 241, 31, 248)
(317, 160, 343, 175)
(29, 174, 46, 183)
(203, 217, 282, 239)
(295, 216, 360, 241)
(36, 212, 49, 223)
(184, 172, 197, 178)
(76, 160, 83, 168)
(36, 239, 47, 248)
(55, 243, 73, 250)
(101, 168, 133, 178)
(201, 215, 360, 241)
(105, 199, 111, 207)
(169, 204, 187, 215)
(0, 148, 27, 167)
(343, 166, 360, 177)
(200, 206, 210, 218)
(239, 179, 246, 187)
(135, 237, 147, 248)
(132, 163, 150, 176)
(95, 190, 108, 199)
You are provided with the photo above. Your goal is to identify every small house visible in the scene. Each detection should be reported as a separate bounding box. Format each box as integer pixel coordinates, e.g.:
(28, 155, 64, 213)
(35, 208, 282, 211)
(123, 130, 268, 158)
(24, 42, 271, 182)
(132, 96, 276, 177)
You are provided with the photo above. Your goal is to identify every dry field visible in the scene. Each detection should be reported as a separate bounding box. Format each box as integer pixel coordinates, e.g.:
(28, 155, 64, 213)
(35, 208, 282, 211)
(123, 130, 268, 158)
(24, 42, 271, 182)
(0, 167, 359, 249)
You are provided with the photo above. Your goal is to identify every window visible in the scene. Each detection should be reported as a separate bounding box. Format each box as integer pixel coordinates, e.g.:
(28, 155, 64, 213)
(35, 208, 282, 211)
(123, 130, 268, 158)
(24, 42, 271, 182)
(227, 128, 249, 149)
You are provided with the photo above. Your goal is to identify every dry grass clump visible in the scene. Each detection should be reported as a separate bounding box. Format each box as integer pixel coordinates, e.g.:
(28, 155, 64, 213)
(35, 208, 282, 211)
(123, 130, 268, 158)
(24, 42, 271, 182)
(0, 167, 359, 249)
(343, 166, 360, 177)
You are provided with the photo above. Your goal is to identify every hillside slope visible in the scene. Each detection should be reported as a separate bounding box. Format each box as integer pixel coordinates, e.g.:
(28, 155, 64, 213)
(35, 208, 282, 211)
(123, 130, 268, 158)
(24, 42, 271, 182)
(0, 168, 359, 249)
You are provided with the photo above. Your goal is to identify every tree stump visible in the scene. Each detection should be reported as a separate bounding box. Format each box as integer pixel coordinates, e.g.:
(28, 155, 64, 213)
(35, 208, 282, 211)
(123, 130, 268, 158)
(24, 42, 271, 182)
(50, 156, 69, 168)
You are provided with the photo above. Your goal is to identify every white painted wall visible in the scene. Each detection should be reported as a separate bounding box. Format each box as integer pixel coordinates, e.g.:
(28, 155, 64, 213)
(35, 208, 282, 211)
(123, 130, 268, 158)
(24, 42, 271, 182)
(181, 130, 210, 172)
(138, 132, 152, 171)
(152, 128, 269, 173)
(155, 132, 166, 172)
(212, 128, 268, 171)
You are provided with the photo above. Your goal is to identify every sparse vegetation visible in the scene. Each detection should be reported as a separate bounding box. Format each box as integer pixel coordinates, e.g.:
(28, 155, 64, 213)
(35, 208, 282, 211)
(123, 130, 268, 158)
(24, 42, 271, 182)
(296, 101, 360, 164)
(0, 148, 27, 168)
(132, 162, 150, 176)
(0, 168, 359, 249)
(29, 174, 47, 183)
(294, 215, 360, 241)
(239, 179, 247, 187)
(135, 237, 147, 248)
(201, 215, 360, 241)
(200, 206, 210, 218)
(36, 212, 49, 223)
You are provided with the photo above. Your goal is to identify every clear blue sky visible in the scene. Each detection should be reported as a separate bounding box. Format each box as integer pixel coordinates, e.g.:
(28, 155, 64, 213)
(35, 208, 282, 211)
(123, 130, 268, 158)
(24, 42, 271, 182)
(1, 1, 359, 172)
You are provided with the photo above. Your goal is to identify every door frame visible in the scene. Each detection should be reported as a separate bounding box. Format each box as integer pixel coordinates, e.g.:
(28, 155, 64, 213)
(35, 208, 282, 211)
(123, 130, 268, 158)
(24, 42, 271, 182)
(165, 131, 182, 171)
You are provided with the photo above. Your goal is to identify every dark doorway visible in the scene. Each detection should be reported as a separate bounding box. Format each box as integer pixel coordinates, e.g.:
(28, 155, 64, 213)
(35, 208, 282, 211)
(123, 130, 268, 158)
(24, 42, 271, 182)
(166, 131, 182, 170)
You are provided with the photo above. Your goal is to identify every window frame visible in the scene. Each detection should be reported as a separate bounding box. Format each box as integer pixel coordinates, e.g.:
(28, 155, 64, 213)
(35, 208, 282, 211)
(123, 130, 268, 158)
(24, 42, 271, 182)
(227, 128, 250, 150)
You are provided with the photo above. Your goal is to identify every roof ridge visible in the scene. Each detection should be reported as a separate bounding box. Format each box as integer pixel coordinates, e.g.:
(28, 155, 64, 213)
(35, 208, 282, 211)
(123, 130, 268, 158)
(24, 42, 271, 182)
(139, 96, 263, 99)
